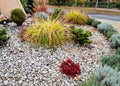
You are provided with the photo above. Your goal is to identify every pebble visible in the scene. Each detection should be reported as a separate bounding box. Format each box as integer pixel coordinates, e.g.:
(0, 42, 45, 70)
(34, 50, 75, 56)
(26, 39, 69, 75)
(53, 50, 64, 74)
(0, 23, 113, 85)
(4, 80, 8, 85)
(0, 24, 4, 29)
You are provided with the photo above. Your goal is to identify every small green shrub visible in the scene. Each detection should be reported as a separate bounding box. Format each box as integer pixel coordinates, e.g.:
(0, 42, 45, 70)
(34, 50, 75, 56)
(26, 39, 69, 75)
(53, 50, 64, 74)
(109, 34, 120, 48)
(91, 19, 101, 28)
(51, 8, 64, 19)
(97, 23, 114, 33)
(72, 28, 92, 45)
(11, 8, 26, 26)
(0, 28, 10, 46)
(101, 54, 120, 71)
(115, 48, 120, 55)
(94, 65, 120, 86)
(80, 76, 105, 86)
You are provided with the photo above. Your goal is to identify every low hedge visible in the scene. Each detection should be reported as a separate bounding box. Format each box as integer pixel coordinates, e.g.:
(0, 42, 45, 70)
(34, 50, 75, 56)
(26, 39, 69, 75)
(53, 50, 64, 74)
(48, 1, 120, 9)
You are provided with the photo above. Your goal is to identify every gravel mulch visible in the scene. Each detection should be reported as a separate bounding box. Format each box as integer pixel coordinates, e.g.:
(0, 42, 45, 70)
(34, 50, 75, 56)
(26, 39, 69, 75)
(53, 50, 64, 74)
(0, 24, 112, 86)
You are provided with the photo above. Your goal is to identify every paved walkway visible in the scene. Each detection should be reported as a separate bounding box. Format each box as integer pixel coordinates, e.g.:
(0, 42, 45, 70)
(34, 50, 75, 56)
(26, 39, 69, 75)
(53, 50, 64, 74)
(88, 14, 120, 22)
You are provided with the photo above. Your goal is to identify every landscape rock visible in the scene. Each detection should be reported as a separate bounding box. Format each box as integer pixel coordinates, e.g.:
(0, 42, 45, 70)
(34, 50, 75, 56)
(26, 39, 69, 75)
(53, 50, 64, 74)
(0, 25, 113, 85)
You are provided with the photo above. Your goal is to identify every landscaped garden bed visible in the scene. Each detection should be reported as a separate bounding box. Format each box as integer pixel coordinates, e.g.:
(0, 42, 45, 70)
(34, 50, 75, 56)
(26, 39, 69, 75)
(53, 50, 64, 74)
(0, 0, 120, 86)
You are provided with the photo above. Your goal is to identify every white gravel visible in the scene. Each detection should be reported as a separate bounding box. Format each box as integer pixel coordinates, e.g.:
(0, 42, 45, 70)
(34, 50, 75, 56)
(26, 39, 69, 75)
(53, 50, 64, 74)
(0, 24, 112, 86)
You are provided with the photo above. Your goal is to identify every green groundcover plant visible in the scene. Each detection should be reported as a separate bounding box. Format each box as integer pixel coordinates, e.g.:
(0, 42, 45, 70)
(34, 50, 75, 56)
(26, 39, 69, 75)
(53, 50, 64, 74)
(101, 54, 120, 71)
(109, 34, 120, 48)
(0, 28, 10, 46)
(79, 76, 105, 86)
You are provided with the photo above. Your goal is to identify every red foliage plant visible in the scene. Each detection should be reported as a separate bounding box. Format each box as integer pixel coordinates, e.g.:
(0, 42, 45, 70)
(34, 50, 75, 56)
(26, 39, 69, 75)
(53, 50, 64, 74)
(60, 59, 81, 78)
(34, 3, 49, 13)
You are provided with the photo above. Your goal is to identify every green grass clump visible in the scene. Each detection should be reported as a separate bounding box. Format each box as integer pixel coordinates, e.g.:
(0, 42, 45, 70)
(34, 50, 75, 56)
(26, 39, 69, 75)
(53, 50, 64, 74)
(64, 10, 89, 25)
(21, 18, 71, 48)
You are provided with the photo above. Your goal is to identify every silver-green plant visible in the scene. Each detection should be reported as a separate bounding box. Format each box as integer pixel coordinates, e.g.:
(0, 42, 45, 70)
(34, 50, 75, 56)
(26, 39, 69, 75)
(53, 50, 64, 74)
(94, 65, 120, 86)
(97, 23, 114, 33)
(34, 12, 48, 20)
(109, 34, 120, 48)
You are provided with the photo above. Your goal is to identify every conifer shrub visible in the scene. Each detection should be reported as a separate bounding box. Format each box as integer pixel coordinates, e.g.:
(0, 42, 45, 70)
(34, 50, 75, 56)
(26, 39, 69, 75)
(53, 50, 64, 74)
(72, 28, 92, 45)
(11, 8, 26, 26)
(0, 28, 10, 46)
(20, 18, 71, 48)
(60, 59, 81, 78)
(101, 54, 120, 71)
(109, 34, 120, 48)
(64, 10, 89, 25)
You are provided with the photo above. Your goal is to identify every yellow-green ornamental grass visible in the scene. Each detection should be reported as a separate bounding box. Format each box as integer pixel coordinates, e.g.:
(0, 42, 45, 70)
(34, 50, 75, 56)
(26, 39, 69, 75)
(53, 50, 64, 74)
(23, 18, 71, 48)
(64, 10, 89, 25)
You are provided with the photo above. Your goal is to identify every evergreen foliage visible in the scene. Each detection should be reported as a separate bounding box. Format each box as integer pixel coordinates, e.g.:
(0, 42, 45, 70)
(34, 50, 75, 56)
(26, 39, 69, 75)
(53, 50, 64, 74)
(72, 28, 92, 45)
(0, 28, 10, 46)
(11, 8, 26, 26)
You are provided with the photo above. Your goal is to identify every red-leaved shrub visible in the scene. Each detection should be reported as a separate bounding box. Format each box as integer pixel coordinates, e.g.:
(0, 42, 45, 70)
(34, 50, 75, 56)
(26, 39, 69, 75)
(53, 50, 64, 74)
(34, 4, 47, 12)
(60, 59, 81, 78)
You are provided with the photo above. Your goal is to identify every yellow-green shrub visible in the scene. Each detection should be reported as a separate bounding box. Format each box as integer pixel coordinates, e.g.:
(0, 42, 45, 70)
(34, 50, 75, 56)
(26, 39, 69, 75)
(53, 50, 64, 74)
(22, 18, 71, 48)
(64, 10, 88, 25)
